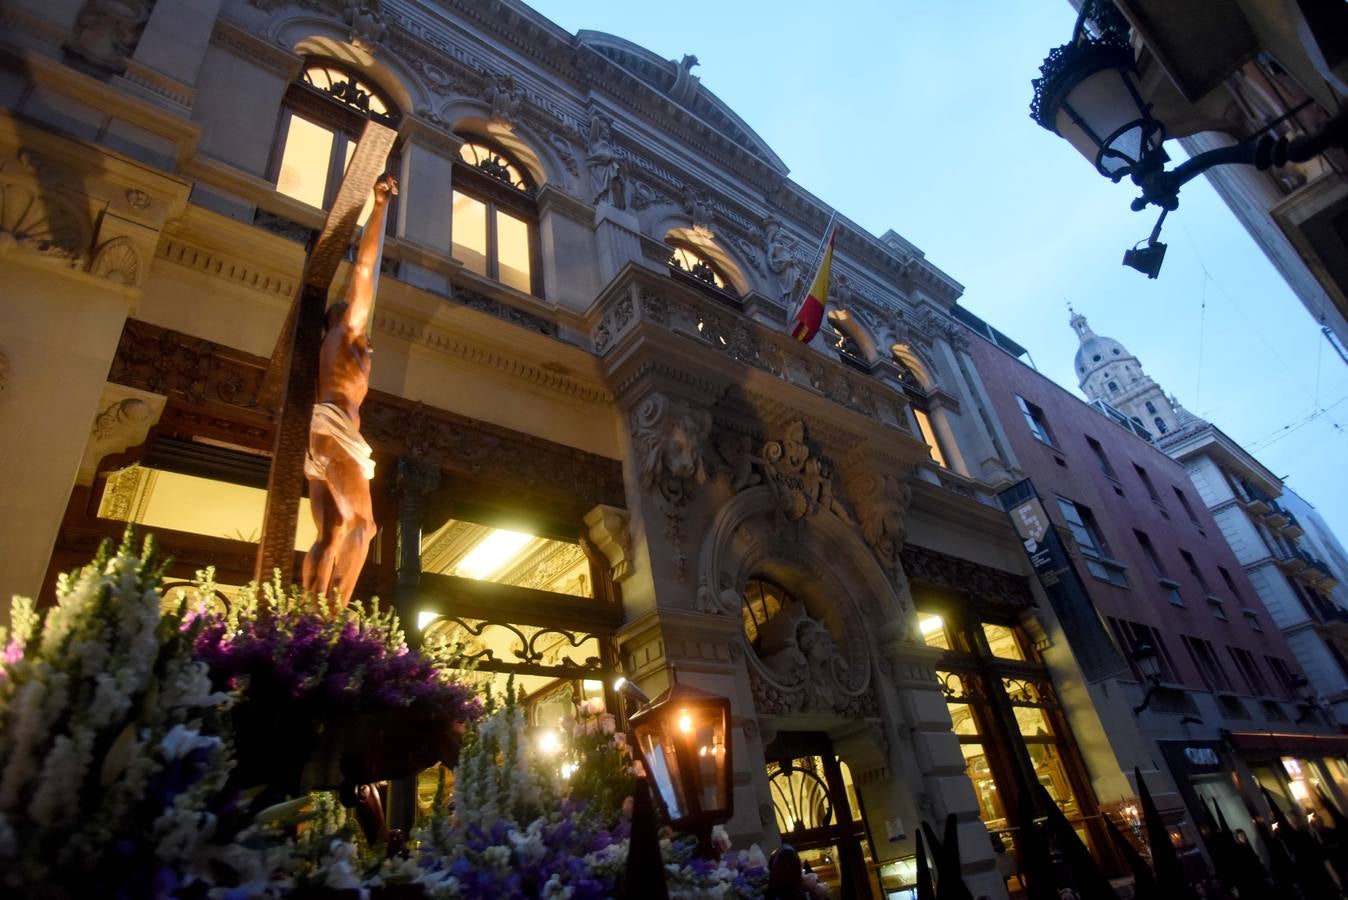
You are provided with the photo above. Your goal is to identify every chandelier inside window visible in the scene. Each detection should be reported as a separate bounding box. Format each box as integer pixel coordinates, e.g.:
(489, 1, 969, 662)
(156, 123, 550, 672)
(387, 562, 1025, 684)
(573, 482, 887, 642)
(458, 141, 532, 193)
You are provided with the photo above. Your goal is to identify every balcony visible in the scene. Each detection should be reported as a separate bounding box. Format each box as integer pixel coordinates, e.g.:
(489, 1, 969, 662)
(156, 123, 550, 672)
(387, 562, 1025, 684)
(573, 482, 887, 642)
(1263, 500, 1290, 529)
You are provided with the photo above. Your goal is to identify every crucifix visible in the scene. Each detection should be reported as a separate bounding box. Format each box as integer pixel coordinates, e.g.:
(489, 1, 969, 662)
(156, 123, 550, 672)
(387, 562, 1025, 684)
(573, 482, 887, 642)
(255, 119, 398, 607)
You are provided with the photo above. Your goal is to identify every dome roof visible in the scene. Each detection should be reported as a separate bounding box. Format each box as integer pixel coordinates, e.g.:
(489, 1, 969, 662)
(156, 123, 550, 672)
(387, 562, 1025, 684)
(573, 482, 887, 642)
(1069, 313, 1134, 383)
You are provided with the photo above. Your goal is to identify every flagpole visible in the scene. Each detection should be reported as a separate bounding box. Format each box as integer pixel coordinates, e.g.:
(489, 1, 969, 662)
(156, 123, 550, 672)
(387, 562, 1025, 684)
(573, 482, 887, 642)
(788, 210, 839, 312)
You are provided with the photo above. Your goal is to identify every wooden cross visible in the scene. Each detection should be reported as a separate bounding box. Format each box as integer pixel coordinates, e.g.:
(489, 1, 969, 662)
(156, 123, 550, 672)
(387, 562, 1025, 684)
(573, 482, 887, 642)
(255, 120, 398, 586)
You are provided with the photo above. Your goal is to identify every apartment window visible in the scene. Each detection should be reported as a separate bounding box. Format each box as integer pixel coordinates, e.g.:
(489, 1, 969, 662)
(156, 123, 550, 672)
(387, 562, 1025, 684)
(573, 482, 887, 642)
(1135, 530, 1184, 605)
(271, 61, 401, 222)
(1132, 464, 1167, 516)
(1173, 486, 1200, 526)
(1228, 647, 1270, 696)
(1057, 497, 1128, 586)
(911, 406, 950, 469)
(1084, 435, 1118, 480)
(1108, 618, 1177, 682)
(1263, 656, 1299, 701)
(1182, 635, 1232, 692)
(1218, 566, 1243, 601)
(1242, 609, 1263, 632)
(452, 139, 539, 295)
(1016, 395, 1056, 446)
(1178, 549, 1211, 593)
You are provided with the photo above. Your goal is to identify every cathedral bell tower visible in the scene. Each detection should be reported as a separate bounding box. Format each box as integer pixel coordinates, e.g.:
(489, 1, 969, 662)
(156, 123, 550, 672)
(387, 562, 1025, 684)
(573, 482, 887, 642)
(1070, 311, 1179, 437)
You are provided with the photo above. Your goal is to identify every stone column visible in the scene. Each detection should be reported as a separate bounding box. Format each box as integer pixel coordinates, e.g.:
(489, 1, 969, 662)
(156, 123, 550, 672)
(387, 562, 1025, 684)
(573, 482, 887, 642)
(116, 0, 225, 112)
(396, 117, 461, 296)
(879, 626, 1007, 900)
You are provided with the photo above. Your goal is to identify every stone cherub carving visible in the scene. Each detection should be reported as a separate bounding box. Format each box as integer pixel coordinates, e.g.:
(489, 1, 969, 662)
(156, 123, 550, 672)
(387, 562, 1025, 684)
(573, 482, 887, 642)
(761, 418, 849, 522)
(586, 112, 626, 209)
(763, 218, 803, 303)
(631, 393, 711, 506)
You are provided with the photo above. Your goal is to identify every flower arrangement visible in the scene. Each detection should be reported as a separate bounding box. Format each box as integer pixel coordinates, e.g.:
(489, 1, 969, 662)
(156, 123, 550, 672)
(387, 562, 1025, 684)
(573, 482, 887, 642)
(0, 535, 771, 897)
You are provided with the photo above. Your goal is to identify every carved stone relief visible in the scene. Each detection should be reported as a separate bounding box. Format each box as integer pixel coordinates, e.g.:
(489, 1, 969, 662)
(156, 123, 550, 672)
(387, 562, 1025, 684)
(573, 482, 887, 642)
(77, 387, 166, 486)
(744, 593, 876, 718)
(485, 71, 523, 127)
(0, 183, 90, 265)
(344, 0, 386, 52)
(845, 468, 912, 571)
(586, 112, 626, 208)
(89, 236, 143, 286)
(762, 216, 803, 302)
(66, 0, 154, 72)
(760, 418, 848, 523)
(630, 392, 711, 580)
(584, 504, 634, 582)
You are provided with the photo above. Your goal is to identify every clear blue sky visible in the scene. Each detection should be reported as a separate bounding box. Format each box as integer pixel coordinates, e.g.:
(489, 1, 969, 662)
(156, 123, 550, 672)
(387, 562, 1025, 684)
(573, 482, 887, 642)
(527, 0, 1348, 547)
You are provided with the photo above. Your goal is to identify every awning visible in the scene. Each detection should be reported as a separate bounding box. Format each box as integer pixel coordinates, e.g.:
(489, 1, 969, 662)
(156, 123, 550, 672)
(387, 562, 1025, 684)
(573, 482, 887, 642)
(1227, 730, 1348, 758)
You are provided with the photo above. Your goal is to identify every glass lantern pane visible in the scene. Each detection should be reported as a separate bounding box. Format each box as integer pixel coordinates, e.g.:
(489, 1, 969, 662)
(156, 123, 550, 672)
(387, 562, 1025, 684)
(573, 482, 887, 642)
(685, 706, 728, 813)
(637, 730, 687, 820)
(1057, 67, 1153, 175)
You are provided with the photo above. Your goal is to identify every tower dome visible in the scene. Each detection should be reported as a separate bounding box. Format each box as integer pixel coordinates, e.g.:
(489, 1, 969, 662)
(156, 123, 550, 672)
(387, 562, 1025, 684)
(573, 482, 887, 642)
(1068, 311, 1179, 438)
(1071, 312, 1134, 387)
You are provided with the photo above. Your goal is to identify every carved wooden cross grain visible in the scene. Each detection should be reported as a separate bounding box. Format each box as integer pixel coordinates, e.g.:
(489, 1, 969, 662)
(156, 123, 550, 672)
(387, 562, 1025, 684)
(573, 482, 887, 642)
(255, 120, 397, 586)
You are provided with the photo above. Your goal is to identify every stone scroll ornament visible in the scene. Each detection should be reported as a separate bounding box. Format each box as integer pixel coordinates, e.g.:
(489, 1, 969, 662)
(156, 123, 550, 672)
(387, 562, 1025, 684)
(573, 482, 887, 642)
(848, 469, 911, 572)
(630, 393, 711, 581)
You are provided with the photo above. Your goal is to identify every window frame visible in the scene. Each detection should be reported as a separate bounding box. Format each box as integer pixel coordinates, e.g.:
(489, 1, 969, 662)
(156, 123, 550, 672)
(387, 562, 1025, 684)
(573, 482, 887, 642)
(1181, 634, 1233, 692)
(1057, 496, 1129, 587)
(268, 61, 402, 228)
(451, 137, 543, 297)
(1083, 435, 1118, 480)
(1015, 394, 1056, 447)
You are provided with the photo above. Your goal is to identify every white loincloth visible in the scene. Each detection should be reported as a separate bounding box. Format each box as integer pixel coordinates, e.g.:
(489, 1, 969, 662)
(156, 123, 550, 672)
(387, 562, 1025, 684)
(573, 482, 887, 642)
(304, 402, 375, 482)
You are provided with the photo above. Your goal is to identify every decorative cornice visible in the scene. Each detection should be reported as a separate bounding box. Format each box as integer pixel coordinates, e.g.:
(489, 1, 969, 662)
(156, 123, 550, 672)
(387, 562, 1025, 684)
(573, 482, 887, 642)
(156, 236, 300, 298)
(210, 17, 303, 80)
(900, 542, 1034, 613)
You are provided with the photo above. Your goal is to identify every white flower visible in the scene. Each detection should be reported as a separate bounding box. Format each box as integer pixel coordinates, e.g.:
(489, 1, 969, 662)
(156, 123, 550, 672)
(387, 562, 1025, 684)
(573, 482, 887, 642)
(482, 844, 511, 869)
(161, 725, 222, 761)
(542, 873, 574, 899)
(710, 824, 732, 854)
(745, 843, 768, 869)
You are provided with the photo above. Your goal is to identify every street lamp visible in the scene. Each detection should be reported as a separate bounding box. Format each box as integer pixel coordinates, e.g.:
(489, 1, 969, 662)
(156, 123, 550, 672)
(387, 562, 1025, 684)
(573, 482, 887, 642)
(1030, 0, 1348, 278)
(1131, 640, 1164, 715)
(628, 682, 734, 851)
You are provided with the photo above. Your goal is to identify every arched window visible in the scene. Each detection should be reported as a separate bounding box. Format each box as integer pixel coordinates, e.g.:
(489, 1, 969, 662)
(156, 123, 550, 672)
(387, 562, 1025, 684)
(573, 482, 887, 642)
(668, 244, 738, 300)
(741, 578, 790, 654)
(1145, 400, 1157, 414)
(1108, 381, 1119, 393)
(1153, 416, 1168, 435)
(271, 61, 401, 219)
(452, 138, 539, 295)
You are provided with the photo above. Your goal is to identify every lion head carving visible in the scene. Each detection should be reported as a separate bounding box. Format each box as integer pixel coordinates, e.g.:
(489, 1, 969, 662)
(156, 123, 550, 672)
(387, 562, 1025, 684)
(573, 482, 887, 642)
(631, 393, 712, 505)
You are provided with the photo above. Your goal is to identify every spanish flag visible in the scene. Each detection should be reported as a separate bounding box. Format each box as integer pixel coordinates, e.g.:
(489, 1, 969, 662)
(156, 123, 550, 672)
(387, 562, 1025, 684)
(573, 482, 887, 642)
(790, 229, 835, 343)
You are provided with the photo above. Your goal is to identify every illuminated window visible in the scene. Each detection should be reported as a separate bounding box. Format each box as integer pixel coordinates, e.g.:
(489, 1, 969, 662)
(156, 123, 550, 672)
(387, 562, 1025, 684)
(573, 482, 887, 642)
(911, 406, 949, 468)
(668, 245, 737, 296)
(271, 61, 400, 225)
(452, 138, 538, 295)
(741, 578, 790, 651)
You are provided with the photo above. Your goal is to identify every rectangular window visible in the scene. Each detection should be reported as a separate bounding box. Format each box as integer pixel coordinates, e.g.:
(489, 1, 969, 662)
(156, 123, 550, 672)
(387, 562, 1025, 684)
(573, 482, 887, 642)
(1264, 656, 1298, 700)
(1173, 486, 1200, 525)
(1133, 464, 1167, 517)
(1108, 617, 1177, 682)
(1229, 647, 1270, 696)
(1218, 566, 1244, 601)
(1243, 608, 1263, 632)
(1182, 635, 1232, 691)
(1178, 548, 1211, 593)
(495, 208, 532, 292)
(913, 407, 950, 469)
(1084, 436, 1117, 479)
(1136, 530, 1184, 605)
(1016, 395, 1055, 447)
(1058, 497, 1128, 586)
(277, 114, 338, 209)
(451, 190, 489, 276)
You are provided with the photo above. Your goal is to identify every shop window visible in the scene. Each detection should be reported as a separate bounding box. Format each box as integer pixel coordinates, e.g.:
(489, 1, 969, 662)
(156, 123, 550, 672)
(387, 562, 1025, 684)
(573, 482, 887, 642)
(419, 516, 592, 598)
(981, 623, 1026, 660)
(1016, 395, 1056, 446)
(1057, 497, 1128, 587)
(911, 405, 950, 469)
(452, 139, 539, 295)
(271, 61, 400, 225)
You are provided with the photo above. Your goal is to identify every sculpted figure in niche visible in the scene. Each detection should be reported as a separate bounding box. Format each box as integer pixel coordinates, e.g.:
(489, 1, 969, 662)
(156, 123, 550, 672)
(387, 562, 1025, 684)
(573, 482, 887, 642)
(754, 597, 849, 713)
(302, 174, 398, 607)
(799, 617, 846, 712)
(587, 113, 626, 209)
(764, 218, 803, 302)
(67, 0, 150, 71)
